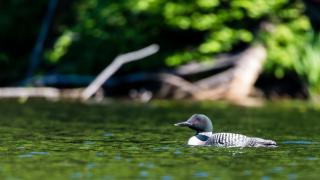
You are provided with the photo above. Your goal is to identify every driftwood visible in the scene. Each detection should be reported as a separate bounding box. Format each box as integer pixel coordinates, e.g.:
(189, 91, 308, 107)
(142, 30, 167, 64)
(194, 44, 266, 100)
(1, 45, 160, 101)
(81, 44, 159, 100)
(0, 44, 266, 106)
(0, 87, 60, 99)
(122, 43, 265, 105)
(0, 87, 88, 100)
(174, 53, 239, 76)
(154, 44, 267, 105)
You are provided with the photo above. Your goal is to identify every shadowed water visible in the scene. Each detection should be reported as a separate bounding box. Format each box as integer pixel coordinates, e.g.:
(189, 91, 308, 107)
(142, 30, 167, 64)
(0, 100, 319, 179)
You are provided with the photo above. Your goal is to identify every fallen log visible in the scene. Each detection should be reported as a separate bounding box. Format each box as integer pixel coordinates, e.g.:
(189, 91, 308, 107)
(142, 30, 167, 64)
(0, 87, 60, 100)
(0, 44, 266, 106)
(99, 44, 267, 105)
(174, 53, 240, 76)
(192, 44, 266, 102)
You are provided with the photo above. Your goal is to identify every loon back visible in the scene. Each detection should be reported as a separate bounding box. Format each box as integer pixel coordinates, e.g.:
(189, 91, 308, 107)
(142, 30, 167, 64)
(204, 133, 277, 147)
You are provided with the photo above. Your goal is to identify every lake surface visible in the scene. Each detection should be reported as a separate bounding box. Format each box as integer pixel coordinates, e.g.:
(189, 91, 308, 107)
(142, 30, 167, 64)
(0, 100, 319, 179)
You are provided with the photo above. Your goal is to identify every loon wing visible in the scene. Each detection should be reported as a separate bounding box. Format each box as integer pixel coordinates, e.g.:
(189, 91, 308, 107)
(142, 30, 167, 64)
(205, 133, 277, 147)
(205, 133, 248, 147)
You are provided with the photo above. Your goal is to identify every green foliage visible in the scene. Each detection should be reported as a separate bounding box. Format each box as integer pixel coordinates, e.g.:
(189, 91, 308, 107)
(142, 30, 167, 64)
(293, 33, 320, 93)
(262, 16, 311, 78)
(1, 0, 320, 93)
(47, 0, 311, 74)
(45, 31, 75, 64)
(48, 0, 169, 74)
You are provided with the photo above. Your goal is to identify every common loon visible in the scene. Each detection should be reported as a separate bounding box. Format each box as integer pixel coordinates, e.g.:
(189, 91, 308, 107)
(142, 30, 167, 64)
(174, 114, 277, 147)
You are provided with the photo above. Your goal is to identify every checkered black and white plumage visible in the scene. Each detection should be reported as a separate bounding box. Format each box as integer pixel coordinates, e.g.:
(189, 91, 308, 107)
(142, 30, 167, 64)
(205, 133, 276, 147)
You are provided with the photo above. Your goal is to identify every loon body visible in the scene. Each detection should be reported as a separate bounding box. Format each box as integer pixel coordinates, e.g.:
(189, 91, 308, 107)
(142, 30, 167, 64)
(175, 114, 277, 148)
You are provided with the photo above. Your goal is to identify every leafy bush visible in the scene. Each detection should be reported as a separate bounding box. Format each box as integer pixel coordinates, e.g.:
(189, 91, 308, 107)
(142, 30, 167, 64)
(261, 16, 310, 78)
(292, 32, 320, 93)
(47, 0, 311, 73)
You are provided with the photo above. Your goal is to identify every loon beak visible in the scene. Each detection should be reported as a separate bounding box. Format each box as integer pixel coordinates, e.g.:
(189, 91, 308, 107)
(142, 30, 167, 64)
(174, 121, 192, 127)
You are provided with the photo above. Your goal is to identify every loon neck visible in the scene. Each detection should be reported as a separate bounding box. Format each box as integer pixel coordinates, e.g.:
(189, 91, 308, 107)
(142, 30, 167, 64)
(197, 132, 212, 136)
(194, 132, 212, 141)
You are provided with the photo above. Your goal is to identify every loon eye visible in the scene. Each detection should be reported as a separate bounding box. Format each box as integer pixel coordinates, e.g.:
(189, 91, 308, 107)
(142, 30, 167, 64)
(194, 118, 201, 123)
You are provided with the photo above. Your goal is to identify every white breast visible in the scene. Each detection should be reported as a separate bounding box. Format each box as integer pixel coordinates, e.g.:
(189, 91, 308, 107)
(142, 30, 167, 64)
(188, 136, 207, 146)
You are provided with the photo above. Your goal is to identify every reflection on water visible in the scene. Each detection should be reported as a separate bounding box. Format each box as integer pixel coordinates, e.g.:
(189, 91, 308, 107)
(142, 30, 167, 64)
(271, 166, 284, 173)
(0, 100, 319, 179)
(282, 140, 317, 145)
(194, 171, 209, 178)
(19, 151, 49, 158)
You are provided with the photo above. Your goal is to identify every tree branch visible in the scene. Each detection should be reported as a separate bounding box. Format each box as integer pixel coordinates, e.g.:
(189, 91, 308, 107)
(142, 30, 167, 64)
(81, 44, 159, 100)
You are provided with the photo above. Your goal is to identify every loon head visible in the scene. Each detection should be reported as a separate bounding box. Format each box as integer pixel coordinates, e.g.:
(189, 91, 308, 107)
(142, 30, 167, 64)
(174, 114, 213, 133)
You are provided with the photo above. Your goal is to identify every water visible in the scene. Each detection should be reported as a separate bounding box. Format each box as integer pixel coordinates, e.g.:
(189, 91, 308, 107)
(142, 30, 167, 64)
(0, 100, 319, 179)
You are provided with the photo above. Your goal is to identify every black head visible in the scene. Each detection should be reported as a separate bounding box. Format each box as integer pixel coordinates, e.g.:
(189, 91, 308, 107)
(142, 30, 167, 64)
(174, 114, 213, 133)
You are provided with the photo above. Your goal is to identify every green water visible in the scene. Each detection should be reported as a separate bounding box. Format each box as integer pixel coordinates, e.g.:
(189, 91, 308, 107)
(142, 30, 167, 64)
(0, 100, 319, 179)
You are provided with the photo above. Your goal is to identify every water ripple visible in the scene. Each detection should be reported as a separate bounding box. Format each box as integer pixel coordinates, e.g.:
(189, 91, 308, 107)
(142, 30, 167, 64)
(261, 176, 270, 180)
(103, 132, 113, 137)
(18, 151, 48, 158)
(271, 166, 283, 173)
(30, 151, 49, 155)
(140, 170, 148, 177)
(194, 171, 208, 178)
(288, 173, 297, 180)
(282, 140, 316, 145)
(161, 175, 172, 180)
(243, 170, 252, 176)
(305, 157, 318, 161)
(18, 154, 33, 158)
